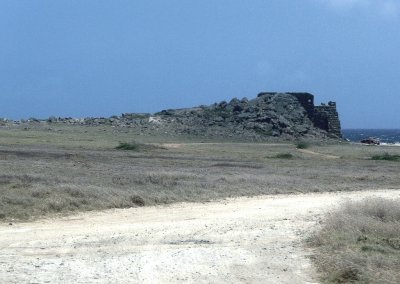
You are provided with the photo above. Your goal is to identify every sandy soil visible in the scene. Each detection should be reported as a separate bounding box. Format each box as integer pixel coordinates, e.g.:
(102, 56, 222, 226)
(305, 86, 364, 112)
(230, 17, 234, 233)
(296, 149, 340, 159)
(1, 190, 399, 284)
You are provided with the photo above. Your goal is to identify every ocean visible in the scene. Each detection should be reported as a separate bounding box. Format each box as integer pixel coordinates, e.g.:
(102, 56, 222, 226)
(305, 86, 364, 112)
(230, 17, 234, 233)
(342, 129, 400, 145)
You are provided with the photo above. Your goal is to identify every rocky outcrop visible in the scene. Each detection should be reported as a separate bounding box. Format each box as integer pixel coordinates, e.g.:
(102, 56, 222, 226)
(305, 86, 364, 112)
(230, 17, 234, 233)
(153, 93, 322, 139)
(2, 92, 342, 140)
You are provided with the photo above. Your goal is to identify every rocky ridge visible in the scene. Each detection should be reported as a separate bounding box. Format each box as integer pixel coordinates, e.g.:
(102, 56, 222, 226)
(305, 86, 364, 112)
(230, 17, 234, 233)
(0, 92, 341, 141)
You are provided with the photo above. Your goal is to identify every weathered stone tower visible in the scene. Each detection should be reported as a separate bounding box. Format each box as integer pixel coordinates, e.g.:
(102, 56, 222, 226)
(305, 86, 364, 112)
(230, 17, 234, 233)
(313, 101, 342, 138)
(289, 93, 341, 138)
(257, 92, 342, 138)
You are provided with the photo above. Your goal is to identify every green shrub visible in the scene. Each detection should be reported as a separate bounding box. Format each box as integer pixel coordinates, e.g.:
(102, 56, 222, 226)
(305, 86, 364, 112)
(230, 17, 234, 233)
(116, 142, 139, 151)
(296, 141, 310, 149)
(115, 141, 164, 152)
(274, 153, 293, 159)
(371, 153, 400, 161)
(130, 195, 145, 206)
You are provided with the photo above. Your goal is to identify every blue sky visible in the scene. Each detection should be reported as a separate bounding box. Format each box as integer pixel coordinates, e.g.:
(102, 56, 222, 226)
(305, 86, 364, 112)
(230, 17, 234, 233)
(1, 0, 399, 128)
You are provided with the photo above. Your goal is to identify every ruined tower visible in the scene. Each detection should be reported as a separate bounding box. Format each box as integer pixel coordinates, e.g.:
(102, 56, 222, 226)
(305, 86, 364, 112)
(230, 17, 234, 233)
(257, 92, 342, 138)
(313, 101, 342, 138)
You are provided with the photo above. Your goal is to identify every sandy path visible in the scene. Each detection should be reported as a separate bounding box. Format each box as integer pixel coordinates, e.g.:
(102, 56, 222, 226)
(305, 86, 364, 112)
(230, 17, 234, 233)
(1, 190, 399, 284)
(297, 149, 340, 159)
(161, 142, 292, 149)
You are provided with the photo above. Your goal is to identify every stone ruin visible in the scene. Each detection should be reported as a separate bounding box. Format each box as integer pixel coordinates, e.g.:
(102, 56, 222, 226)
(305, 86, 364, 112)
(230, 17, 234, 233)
(258, 92, 342, 138)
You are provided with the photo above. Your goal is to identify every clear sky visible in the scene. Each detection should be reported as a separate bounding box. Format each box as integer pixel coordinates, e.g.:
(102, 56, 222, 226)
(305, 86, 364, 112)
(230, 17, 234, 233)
(1, 0, 399, 128)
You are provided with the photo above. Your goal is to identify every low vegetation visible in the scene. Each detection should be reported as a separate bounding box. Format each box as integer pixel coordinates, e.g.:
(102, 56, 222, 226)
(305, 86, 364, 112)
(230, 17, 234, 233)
(296, 141, 310, 149)
(115, 142, 140, 150)
(0, 125, 400, 221)
(115, 141, 164, 151)
(309, 198, 400, 283)
(371, 152, 400, 161)
(273, 153, 294, 159)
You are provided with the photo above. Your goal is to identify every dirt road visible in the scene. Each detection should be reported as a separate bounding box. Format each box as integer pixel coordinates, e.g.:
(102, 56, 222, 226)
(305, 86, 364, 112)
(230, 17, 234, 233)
(1, 190, 399, 283)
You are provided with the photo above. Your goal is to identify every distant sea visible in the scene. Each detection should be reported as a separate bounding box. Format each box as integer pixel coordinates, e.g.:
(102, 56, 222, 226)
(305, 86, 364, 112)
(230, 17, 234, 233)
(342, 129, 400, 145)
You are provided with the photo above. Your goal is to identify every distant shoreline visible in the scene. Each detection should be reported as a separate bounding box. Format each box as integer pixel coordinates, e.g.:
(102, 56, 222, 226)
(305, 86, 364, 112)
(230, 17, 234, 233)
(343, 129, 400, 144)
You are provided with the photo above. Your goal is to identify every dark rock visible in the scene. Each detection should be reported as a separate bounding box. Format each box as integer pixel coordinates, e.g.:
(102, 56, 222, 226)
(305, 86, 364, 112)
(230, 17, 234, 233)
(361, 137, 380, 145)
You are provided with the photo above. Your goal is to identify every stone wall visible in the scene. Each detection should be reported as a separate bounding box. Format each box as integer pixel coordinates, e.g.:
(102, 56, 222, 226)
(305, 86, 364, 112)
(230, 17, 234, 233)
(286, 93, 342, 138)
(313, 101, 342, 138)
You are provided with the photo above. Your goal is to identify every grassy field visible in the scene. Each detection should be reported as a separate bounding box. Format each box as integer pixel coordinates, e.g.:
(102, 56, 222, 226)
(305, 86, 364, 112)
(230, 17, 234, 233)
(1, 124, 400, 221)
(309, 198, 400, 283)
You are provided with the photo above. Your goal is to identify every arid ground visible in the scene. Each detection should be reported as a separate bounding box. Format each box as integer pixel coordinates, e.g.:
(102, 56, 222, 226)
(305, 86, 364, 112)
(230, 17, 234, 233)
(0, 125, 399, 283)
(1, 190, 399, 283)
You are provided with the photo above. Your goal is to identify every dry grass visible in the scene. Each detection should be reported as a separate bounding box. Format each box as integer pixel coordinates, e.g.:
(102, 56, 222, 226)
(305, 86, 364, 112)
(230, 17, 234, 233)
(309, 198, 400, 283)
(0, 125, 400, 221)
